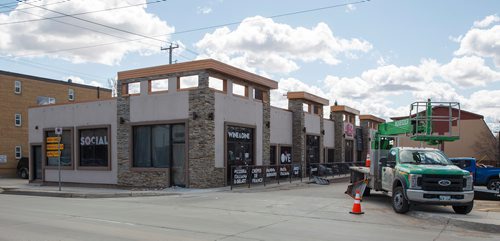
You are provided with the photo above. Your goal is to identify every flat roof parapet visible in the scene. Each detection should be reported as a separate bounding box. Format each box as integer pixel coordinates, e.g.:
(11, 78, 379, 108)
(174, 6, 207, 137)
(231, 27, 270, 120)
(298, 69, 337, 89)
(359, 114, 385, 123)
(117, 59, 278, 89)
(287, 91, 329, 106)
(330, 105, 360, 115)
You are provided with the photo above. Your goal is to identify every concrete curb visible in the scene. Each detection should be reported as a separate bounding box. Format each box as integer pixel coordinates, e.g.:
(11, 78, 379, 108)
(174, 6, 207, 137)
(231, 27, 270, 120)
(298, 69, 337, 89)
(0, 188, 179, 198)
(408, 211, 500, 234)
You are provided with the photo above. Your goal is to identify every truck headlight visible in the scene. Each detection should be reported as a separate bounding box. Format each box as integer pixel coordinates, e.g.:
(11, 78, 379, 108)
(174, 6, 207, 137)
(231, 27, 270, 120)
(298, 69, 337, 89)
(409, 174, 422, 189)
(464, 174, 473, 191)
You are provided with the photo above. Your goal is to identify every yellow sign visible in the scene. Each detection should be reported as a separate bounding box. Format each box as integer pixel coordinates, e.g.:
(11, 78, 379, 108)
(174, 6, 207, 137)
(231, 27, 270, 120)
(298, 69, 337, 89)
(46, 151, 60, 158)
(46, 137, 61, 143)
(46, 144, 64, 151)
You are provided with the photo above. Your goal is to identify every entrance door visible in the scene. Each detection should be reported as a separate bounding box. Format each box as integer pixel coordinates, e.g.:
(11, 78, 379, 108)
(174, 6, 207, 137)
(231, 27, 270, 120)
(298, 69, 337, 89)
(345, 140, 354, 162)
(32, 145, 42, 180)
(171, 124, 186, 187)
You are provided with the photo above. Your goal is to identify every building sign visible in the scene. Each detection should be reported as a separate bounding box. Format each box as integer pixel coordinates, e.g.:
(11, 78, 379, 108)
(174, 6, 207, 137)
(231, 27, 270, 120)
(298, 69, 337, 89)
(46, 144, 64, 151)
(0, 155, 6, 164)
(79, 128, 109, 167)
(46, 151, 60, 158)
(227, 126, 253, 142)
(344, 122, 354, 138)
(233, 167, 248, 184)
(46, 137, 61, 143)
(251, 167, 264, 184)
(279, 146, 292, 164)
(266, 167, 277, 178)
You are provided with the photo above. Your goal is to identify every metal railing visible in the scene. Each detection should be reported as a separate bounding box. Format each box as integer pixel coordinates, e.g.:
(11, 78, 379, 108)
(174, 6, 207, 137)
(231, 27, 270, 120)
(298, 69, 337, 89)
(230, 162, 365, 189)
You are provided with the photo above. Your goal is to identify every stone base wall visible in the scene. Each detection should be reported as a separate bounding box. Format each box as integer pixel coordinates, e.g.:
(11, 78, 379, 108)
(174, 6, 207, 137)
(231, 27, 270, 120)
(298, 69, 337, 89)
(289, 100, 305, 167)
(262, 91, 271, 165)
(188, 72, 224, 188)
(332, 112, 345, 162)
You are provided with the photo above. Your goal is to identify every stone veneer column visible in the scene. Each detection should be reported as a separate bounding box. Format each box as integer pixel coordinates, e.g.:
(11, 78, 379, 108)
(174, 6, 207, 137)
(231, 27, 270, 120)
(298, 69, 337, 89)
(188, 71, 224, 188)
(262, 91, 271, 165)
(319, 113, 325, 163)
(360, 121, 370, 163)
(116, 80, 170, 188)
(289, 100, 305, 168)
(332, 112, 345, 162)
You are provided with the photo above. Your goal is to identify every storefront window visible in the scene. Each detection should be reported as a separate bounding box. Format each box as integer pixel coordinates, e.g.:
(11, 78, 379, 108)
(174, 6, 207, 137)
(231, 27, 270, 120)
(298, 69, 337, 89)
(133, 124, 183, 168)
(270, 145, 277, 166)
(306, 135, 320, 165)
(279, 146, 292, 165)
(227, 126, 254, 166)
(227, 125, 254, 183)
(79, 128, 109, 167)
(45, 130, 72, 167)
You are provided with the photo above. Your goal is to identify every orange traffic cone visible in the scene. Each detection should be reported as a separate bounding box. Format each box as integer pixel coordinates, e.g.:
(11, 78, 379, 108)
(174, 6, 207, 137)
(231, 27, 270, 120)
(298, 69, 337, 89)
(349, 190, 364, 215)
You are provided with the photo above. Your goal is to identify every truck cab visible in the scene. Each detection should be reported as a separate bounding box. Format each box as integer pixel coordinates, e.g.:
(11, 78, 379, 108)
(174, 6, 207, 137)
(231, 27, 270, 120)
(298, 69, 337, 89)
(449, 157, 500, 190)
(382, 147, 474, 214)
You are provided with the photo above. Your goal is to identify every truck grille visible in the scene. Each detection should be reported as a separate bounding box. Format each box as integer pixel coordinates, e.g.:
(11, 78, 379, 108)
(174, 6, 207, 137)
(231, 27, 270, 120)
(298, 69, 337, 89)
(421, 174, 463, 192)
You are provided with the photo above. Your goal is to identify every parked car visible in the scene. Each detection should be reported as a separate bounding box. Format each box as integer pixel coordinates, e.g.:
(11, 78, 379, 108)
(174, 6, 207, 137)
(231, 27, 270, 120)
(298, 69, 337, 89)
(16, 157, 29, 179)
(449, 157, 500, 190)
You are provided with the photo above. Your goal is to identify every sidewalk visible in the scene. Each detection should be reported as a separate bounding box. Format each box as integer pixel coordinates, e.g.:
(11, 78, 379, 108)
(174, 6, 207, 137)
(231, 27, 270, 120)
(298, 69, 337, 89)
(0, 178, 229, 198)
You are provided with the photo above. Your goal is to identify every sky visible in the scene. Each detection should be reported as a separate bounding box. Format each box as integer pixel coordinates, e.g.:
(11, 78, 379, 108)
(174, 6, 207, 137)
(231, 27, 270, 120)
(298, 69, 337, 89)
(1, 0, 499, 133)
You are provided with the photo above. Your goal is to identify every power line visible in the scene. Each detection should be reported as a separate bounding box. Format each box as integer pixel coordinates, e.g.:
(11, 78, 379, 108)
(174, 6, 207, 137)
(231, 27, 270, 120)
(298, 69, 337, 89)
(2, 0, 371, 61)
(0, 0, 167, 26)
(0, 0, 70, 14)
(20, 0, 200, 56)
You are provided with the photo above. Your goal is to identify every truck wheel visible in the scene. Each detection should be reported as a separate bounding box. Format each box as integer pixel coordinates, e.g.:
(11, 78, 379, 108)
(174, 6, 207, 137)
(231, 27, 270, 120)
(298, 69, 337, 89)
(486, 179, 500, 190)
(453, 202, 473, 215)
(392, 186, 410, 213)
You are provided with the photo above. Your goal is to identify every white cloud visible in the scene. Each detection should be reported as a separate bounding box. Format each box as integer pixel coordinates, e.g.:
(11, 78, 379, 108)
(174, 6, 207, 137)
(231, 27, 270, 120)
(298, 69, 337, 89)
(454, 24, 500, 66)
(345, 4, 356, 13)
(195, 16, 372, 74)
(0, 0, 174, 65)
(197, 6, 213, 14)
(65, 76, 106, 88)
(440, 56, 500, 87)
(473, 14, 500, 28)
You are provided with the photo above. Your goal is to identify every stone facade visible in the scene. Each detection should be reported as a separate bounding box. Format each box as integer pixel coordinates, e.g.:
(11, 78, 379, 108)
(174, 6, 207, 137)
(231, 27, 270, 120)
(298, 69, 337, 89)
(289, 100, 305, 166)
(116, 79, 170, 188)
(319, 115, 325, 163)
(262, 91, 271, 165)
(332, 112, 345, 162)
(188, 72, 225, 188)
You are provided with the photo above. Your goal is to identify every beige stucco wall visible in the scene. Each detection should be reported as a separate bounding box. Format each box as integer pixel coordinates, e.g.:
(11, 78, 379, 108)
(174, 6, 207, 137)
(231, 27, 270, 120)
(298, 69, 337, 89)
(304, 113, 321, 135)
(28, 99, 117, 184)
(270, 107, 293, 145)
(214, 92, 263, 167)
(129, 91, 189, 122)
(324, 119, 335, 148)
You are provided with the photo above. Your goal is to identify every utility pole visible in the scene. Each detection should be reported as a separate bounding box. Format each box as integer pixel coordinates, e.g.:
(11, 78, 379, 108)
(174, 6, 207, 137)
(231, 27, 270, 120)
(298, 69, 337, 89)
(161, 43, 179, 64)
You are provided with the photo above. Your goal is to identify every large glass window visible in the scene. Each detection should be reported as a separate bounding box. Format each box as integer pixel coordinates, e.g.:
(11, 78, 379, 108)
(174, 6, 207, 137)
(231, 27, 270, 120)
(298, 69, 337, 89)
(306, 135, 320, 164)
(227, 126, 253, 166)
(79, 128, 109, 167)
(45, 130, 72, 167)
(279, 146, 292, 165)
(270, 145, 277, 165)
(133, 124, 185, 168)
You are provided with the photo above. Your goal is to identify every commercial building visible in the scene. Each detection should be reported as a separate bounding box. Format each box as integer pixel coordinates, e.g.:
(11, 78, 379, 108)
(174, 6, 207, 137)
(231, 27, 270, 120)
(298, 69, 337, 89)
(0, 70, 111, 177)
(29, 59, 349, 188)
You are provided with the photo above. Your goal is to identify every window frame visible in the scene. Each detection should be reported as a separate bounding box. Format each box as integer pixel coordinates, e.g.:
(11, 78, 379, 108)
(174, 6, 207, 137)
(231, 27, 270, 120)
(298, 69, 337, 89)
(68, 88, 75, 101)
(76, 125, 112, 171)
(15, 146, 22, 159)
(14, 80, 21, 94)
(43, 127, 74, 170)
(15, 113, 21, 127)
(129, 120, 187, 171)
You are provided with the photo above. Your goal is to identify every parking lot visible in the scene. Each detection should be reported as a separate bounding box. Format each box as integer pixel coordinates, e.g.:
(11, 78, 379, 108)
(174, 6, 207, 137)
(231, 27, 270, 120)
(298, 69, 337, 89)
(0, 179, 498, 241)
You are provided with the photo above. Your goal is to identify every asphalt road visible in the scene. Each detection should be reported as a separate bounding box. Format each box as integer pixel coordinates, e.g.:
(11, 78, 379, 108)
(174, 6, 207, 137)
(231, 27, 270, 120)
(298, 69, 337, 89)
(0, 181, 498, 241)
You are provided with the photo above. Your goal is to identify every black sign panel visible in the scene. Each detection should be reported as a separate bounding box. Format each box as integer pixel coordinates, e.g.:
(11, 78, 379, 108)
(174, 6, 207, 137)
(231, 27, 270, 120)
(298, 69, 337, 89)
(356, 128, 364, 151)
(266, 167, 277, 178)
(233, 167, 248, 185)
(279, 165, 290, 178)
(250, 167, 264, 184)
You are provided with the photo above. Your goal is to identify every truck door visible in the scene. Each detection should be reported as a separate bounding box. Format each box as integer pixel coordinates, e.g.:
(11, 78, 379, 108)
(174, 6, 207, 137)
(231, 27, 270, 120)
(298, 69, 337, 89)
(382, 149, 396, 191)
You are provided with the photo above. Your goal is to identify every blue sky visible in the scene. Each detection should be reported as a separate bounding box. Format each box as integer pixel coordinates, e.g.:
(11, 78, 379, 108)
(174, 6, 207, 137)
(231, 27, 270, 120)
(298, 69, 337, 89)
(1, 0, 499, 132)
